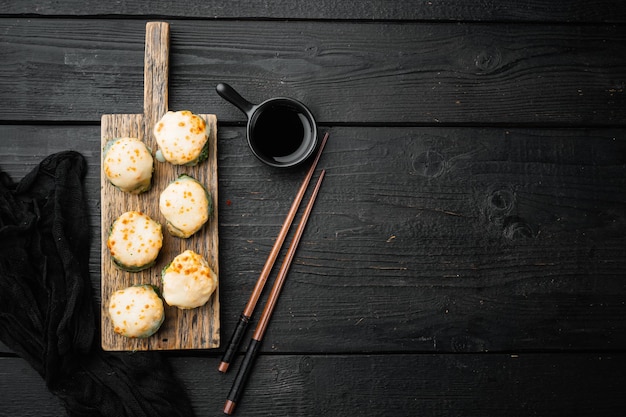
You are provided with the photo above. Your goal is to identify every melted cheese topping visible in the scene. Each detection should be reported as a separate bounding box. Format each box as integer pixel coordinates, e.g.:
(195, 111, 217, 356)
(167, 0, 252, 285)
(162, 250, 217, 309)
(107, 211, 163, 270)
(153, 110, 208, 165)
(103, 137, 153, 194)
(159, 177, 209, 238)
(108, 285, 164, 338)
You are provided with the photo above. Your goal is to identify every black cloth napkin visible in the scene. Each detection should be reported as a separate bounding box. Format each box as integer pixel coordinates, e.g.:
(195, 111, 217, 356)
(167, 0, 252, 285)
(0, 151, 195, 417)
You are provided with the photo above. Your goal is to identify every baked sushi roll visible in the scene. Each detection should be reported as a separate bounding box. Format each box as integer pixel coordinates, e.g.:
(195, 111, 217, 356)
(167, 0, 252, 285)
(161, 250, 218, 309)
(107, 211, 163, 272)
(102, 137, 154, 194)
(159, 174, 212, 238)
(153, 110, 210, 166)
(108, 284, 165, 338)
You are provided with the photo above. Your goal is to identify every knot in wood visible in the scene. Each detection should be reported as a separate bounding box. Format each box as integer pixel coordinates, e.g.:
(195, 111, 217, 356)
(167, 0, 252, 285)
(483, 186, 516, 224)
(474, 49, 502, 74)
(502, 216, 534, 240)
(411, 150, 446, 178)
(487, 188, 515, 213)
(299, 356, 314, 374)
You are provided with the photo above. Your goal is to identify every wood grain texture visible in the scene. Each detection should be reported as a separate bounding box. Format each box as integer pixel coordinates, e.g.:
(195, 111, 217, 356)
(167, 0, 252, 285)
(100, 22, 220, 351)
(2, 353, 626, 416)
(1, 8, 625, 415)
(2, 0, 626, 22)
(1, 19, 625, 125)
(2, 124, 625, 353)
(217, 126, 626, 353)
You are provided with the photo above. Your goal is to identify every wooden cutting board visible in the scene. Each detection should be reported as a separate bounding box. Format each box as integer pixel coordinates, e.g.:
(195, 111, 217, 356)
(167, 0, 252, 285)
(100, 22, 219, 351)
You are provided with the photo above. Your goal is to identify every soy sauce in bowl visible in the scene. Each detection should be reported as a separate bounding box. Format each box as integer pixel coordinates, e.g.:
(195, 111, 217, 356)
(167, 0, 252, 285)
(249, 101, 314, 166)
(216, 83, 318, 168)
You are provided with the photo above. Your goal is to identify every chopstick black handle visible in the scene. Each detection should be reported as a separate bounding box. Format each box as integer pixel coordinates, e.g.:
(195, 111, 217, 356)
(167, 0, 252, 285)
(219, 314, 250, 373)
(224, 338, 262, 415)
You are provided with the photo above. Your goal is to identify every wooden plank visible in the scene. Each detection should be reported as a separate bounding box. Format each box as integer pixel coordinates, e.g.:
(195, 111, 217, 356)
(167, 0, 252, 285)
(1, 0, 626, 22)
(100, 22, 219, 351)
(2, 353, 626, 416)
(212, 126, 626, 353)
(2, 124, 625, 353)
(1, 19, 625, 126)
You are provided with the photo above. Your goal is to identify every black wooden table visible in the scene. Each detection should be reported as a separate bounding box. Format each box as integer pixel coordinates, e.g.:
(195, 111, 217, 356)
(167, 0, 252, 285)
(2, 2, 626, 416)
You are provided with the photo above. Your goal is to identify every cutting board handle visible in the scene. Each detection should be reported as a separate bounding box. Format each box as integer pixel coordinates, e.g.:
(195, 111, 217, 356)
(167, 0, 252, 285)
(144, 22, 170, 126)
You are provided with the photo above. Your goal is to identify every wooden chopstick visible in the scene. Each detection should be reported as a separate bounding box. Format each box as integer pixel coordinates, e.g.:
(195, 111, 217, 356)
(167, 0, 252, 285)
(218, 132, 330, 373)
(223, 169, 326, 415)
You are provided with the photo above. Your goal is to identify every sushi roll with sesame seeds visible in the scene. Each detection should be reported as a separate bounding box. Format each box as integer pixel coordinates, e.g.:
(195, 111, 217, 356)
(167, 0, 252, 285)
(161, 250, 218, 309)
(107, 211, 163, 272)
(159, 174, 212, 238)
(102, 137, 154, 194)
(153, 110, 210, 166)
(108, 284, 165, 338)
